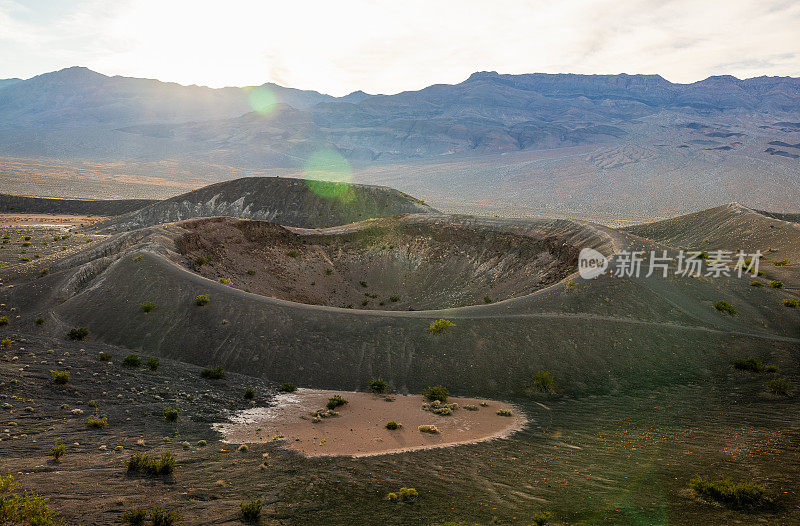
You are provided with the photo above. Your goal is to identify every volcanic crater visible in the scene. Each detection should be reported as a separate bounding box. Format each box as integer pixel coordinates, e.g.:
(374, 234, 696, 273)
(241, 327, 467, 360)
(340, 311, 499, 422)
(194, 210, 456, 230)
(175, 214, 612, 310)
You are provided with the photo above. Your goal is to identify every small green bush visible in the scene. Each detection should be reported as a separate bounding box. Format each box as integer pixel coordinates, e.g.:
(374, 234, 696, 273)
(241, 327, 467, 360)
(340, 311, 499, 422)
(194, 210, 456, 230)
(279, 382, 297, 393)
(713, 300, 737, 315)
(531, 512, 552, 526)
(146, 356, 160, 371)
(732, 357, 764, 372)
(246, 269, 256, 275)
(87, 415, 108, 429)
(782, 298, 799, 308)
(34, 317, 45, 325)
(496, 409, 513, 417)
(1, 337, 11, 348)
(0, 475, 62, 524)
(194, 256, 207, 266)
(120, 506, 147, 525)
(423, 385, 449, 402)
(0, 316, 8, 326)
(689, 476, 768, 509)
(767, 377, 791, 396)
(532, 371, 556, 393)
(398, 487, 418, 502)
(140, 301, 157, 313)
(389, 295, 399, 302)
(428, 319, 455, 334)
(240, 498, 262, 523)
(50, 443, 65, 461)
(51, 370, 70, 384)
(385, 421, 401, 430)
(243, 388, 255, 400)
(219, 277, 233, 285)
(200, 366, 226, 379)
(163, 407, 179, 422)
(750, 280, 764, 287)
(67, 327, 88, 340)
(327, 395, 348, 409)
(771, 258, 789, 266)
(195, 294, 210, 306)
(769, 280, 783, 288)
(122, 354, 142, 368)
(149, 506, 182, 526)
(98, 352, 112, 361)
(38, 268, 49, 277)
(126, 452, 175, 477)
(368, 378, 388, 394)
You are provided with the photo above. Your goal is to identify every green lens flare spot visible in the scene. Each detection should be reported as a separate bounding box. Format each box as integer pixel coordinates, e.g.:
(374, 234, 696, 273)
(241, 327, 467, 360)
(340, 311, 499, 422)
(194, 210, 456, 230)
(248, 86, 277, 115)
(303, 149, 354, 201)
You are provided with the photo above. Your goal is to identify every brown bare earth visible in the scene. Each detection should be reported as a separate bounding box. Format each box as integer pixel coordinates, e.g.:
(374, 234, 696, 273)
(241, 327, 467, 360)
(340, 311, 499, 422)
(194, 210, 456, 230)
(215, 389, 526, 457)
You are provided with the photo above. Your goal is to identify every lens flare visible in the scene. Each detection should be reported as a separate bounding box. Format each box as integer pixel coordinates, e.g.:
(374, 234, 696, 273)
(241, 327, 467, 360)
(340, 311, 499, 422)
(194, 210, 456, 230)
(303, 149, 354, 202)
(247, 85, 277, 115)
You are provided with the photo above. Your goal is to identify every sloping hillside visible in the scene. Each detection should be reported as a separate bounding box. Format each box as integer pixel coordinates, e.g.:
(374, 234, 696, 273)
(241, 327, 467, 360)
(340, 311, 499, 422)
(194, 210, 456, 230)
(0, 193, 155, 216)
(89, 176, 437, 233)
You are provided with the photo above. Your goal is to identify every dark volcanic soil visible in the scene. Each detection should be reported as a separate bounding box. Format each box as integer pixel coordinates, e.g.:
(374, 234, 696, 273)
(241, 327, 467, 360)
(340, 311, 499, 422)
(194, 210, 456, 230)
(175, 215, 598, 310)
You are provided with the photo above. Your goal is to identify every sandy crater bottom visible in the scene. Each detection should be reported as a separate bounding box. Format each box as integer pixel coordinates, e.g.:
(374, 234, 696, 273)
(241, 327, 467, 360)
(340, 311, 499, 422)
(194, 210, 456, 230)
(214, 389, 527, 458)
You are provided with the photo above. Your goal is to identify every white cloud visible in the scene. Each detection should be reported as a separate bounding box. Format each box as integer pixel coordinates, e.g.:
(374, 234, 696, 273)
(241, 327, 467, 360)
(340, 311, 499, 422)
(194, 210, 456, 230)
(0, 0, 798, 94)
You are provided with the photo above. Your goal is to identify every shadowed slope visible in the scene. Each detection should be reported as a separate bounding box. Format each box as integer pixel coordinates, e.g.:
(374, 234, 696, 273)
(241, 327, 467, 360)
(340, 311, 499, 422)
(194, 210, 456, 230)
(89, 176, 436, 233)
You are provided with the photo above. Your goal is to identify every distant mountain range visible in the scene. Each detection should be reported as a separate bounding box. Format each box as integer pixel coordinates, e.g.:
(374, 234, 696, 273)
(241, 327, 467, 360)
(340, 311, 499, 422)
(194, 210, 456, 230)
(1, 67, 799, 220)
(1, 67, 799, 164)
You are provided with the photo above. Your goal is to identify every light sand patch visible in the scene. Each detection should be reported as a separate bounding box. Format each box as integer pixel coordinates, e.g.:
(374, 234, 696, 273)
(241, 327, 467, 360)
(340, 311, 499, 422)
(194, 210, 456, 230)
(214, 389, 527, 457)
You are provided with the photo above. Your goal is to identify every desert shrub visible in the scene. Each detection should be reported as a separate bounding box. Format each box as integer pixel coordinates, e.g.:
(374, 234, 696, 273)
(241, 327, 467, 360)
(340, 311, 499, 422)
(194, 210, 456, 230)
(464, 404, 478, 411)
(237, 444, 249, 452)
(418, 424, 439, 434)
(325, 268, 333, 275)
(163, 407, 179, 422)
(87, 415, 108, 429)
(532, 371, 556, 393)
(782, 298, 799, 308)
(122, 354, 142, 368)
(67, 327, 88, 340)
(246, 269, 256, 276)
(201, 366, 226, 379)
(531, 512, 552, 526)
(98, 352, 112, 361)
(120, 506, 147, 525)
(194, 256, 207, 266)
(389, 295, 399, 302)
(240, 498, 262, 523)
(279, 382, 297, 392)
(423, 385, 449, 402)
(484, 296, 492, 303)
(688, 476, 768, 509)
(0, 316, 8, 326)
(368, 378, 388, 394)
(496, 409, 513, 416)
(194, 294, 210, 306)
(713, 300, 737, 315)
(51, 370, 70, 384)
(146, 357, 160, 371)
(398, 487, 419, 502)
(34, 317, 45, 325)
(287, 250, 299, 258)
(0, 475, 62, 525)
(422, 400, 458, 415)
(196, 440, 207, 447)
(769, 280, 783, 288)
(140, 301, 157, 312)
(21, 241, 30, 247)
(732, 357, 764, 372)
(359, 281, 367, 287)
(1, 338, 11, 348)
(149, 506, 182, 526)
(750, 280, 764, 287)
(38, 268, 49, 277)
(243, 388, 255, 400)
(219, 277, 233, 285)
(385, 421, 401, 430)
(428, 318, 455, 334)
(327, 395, 348, 409)
(771, 258, 789, 266)
(50, 443, 65, 461)
(767, 377, 791, 396)
(126, 452, 175, 477)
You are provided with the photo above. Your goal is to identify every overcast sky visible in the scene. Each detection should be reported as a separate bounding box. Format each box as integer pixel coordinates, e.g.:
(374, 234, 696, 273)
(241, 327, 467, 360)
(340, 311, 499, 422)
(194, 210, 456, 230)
(1, 0, 799, 95)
